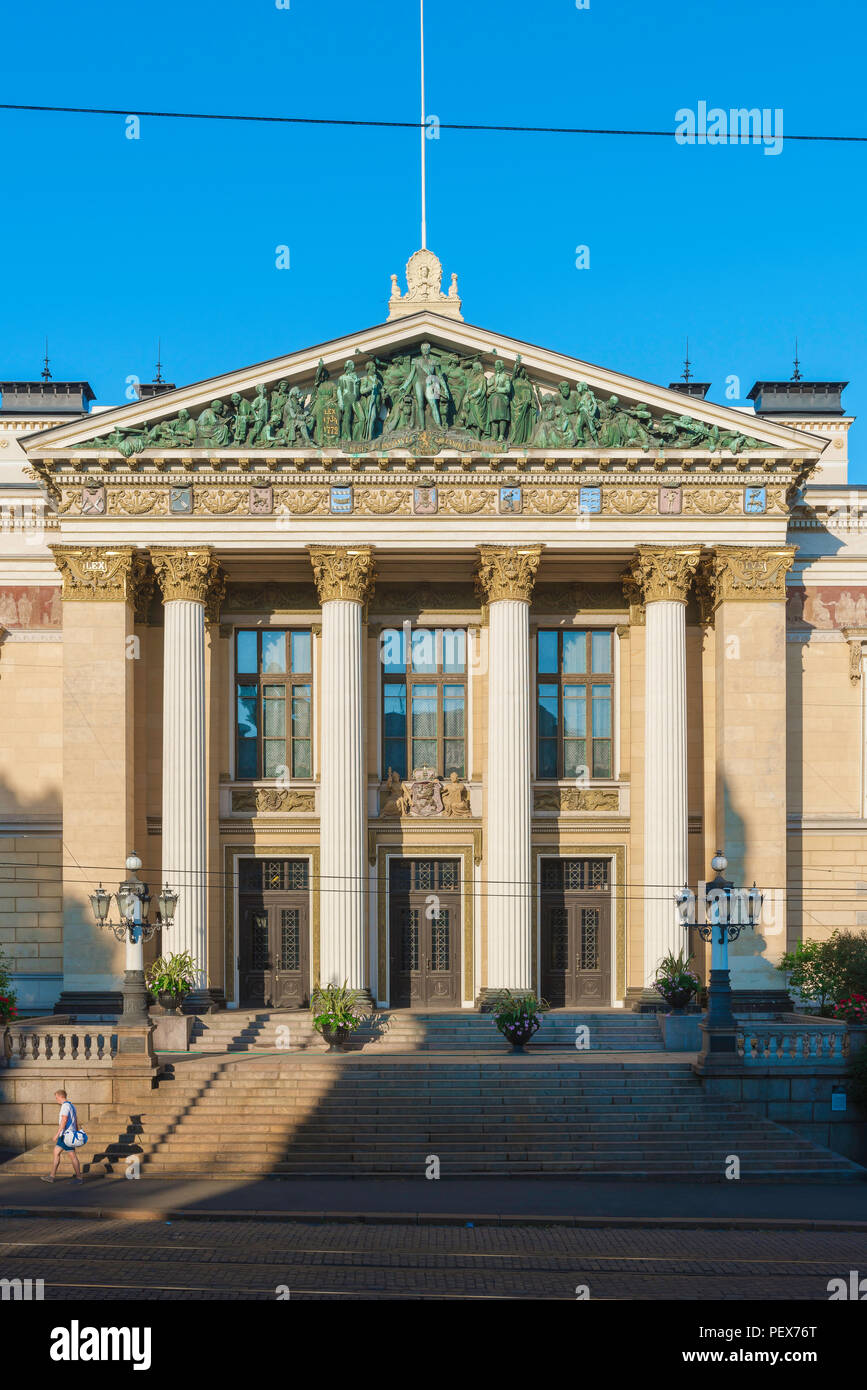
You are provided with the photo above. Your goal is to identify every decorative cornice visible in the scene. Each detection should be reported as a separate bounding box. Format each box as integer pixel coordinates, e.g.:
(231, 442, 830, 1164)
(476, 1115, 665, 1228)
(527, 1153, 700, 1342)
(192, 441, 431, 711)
(50, 545, 151, 610)
(151, 547, 225, 618)
(475, 545, 543, 604)
(703, 545, 797, 609)
(624, 545, 702, 605)
(308, 546, 376, 604)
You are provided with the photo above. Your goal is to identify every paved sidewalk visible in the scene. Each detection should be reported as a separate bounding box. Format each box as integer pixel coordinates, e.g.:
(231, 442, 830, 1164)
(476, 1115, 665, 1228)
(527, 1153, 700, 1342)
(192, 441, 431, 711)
(2, 1172, 866, 1228)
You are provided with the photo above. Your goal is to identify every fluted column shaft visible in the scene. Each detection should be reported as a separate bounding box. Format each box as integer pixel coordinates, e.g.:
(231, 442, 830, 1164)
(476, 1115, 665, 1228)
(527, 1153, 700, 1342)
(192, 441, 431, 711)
(308, 546, 376, 997)
(643, 598, 689, 983)
(151, 547, 223, 1000)
(476, 545, 542, 996)
(319, 598, 366, 989)
(161, 599, 207, 985)
(487, 598, 533, 990)
(626, 546, 701, 991)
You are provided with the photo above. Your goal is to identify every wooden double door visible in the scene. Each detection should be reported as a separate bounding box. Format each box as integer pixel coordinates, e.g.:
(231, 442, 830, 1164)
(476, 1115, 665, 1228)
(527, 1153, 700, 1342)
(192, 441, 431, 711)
(389, 858, 462, 1008)
(238, 858, 310, 1009)
(540, 858, 611, 1007)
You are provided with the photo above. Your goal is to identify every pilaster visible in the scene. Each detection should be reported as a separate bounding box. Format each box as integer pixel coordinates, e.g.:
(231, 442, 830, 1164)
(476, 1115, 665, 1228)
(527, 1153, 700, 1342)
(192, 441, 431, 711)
(703, 545, 796, 1005)
(50, 546, 148, 1013)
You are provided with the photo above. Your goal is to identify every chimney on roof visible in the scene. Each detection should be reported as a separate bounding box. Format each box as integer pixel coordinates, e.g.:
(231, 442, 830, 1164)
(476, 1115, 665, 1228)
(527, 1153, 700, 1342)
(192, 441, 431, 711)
(747, 381, 847, 416)
(669, 380, 711, 400)
(0, 380, 95, 415)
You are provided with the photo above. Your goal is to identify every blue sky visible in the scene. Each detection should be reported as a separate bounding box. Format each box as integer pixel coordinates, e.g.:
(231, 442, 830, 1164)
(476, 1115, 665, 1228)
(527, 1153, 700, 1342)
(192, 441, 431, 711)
(1, 0, 864, 475)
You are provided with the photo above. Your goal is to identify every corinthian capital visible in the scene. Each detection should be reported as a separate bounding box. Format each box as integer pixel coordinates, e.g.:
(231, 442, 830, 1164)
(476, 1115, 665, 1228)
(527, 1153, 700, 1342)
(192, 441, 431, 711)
(475, 545, 543, 603)
(308, 546, 376, 604)
(625, 546, 702, 604)
(50, 545, 151, 612)
(151, 547, 225, 619)
(702, 545, 797, 608)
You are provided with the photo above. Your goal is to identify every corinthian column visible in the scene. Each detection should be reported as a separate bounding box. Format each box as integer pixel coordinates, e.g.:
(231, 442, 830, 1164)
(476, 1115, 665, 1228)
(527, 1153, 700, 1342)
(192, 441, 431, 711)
(627, 546, 701, 998)
(476, 545, 543, 999)
(309, 546, 376, 1000)
(151, 548, 224, 1010)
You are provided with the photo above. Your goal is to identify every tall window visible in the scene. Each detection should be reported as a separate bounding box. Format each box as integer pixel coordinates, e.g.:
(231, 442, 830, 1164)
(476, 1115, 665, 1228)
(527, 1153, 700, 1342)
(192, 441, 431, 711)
(235, 630, 312, 780)
(536, 629, 613, 780)
(382, 627, 467, 780)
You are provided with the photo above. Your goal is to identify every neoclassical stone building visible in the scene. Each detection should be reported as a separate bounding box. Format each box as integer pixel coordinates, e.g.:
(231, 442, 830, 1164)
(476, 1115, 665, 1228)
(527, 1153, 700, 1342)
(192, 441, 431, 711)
(0, 252, 864, 1015)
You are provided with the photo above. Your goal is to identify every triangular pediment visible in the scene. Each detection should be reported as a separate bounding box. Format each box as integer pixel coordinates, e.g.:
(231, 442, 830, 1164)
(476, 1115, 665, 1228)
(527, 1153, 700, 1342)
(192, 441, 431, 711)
(22, 311, 821, 460)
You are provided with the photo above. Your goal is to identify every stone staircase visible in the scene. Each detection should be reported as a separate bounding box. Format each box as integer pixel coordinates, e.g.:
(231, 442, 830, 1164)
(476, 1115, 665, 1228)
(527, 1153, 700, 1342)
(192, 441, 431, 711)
(4, 1054, 864, 1182)
(184, 1009, 666, 1055)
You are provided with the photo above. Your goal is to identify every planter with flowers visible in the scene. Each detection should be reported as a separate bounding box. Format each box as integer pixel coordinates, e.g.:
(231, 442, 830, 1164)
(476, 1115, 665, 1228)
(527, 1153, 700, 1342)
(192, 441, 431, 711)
(0, 947, 18, 1026)
(311, 981, 363, 1052)
(654, 951, 702, 1014)
(832, 994, 867, 1025)
(491, 990, 549, 1052)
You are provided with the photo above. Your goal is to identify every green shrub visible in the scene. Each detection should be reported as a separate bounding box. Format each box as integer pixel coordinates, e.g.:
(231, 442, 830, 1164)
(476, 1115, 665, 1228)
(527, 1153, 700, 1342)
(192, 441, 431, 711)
(777, 931, 867, 1014)
(847, 1046, 867, 1112)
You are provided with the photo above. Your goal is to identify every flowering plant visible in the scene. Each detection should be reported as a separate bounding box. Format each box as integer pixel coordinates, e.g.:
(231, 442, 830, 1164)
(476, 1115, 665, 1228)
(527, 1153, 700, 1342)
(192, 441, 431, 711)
(311, 981, 363, 1035)
(491, 989, 548, 1045)
(0, 948, 17, 1023)
(654, 950, 701, 1004)
(832, 993, 867, 1025)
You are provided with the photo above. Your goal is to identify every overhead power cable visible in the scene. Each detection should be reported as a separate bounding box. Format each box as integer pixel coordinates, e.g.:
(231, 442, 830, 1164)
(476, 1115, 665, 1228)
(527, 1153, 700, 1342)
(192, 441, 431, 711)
(0, 102, 864, 144)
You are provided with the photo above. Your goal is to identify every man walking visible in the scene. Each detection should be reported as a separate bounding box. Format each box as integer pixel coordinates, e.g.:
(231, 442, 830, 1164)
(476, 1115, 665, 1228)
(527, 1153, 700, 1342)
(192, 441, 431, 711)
(41, 1089, 83, 1184)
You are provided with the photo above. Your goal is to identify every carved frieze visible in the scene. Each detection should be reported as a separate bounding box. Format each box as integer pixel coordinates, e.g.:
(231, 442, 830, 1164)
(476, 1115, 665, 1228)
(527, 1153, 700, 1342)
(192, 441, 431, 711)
(110, 488, 170, 517)
(274, 487, 330, 516)
(625, 546, 702, 604)
(475, 545, 543, 604)
(683, 488, 740, 516)
(224, 583, 318, 613)
(534, 787, 620, 813)
(370, 583, 480, 615)
(308, 545, 376, 604)
(196, 487, 249, 516)
(356, 488, 411, 515)
(525, 488, 576, 515)
(532, 582, 627, 614)
(440, 488, 497, 515)
(608, 487, 653, 515)
(232, 787, 316, 814)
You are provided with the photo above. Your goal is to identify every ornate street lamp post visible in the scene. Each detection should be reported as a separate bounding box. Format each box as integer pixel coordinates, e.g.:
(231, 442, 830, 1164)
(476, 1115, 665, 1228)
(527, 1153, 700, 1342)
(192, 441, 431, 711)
(88, 853, 179, 1025)
(676, 850, 763, 1058)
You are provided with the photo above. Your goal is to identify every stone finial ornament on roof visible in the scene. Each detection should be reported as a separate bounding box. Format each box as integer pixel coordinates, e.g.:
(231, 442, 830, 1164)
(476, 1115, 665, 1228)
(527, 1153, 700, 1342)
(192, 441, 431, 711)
(388, 249, 463, 321)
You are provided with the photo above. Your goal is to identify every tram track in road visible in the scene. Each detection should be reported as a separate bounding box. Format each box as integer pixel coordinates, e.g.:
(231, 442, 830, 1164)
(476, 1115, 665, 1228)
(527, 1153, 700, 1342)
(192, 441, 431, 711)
(0, 1217, 862, 1300)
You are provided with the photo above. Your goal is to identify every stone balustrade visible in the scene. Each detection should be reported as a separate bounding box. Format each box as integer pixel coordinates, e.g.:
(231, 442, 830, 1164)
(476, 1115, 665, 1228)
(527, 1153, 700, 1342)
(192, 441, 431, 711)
(2, 1020, 117, 1068)
(737, 1023, 855, 1066)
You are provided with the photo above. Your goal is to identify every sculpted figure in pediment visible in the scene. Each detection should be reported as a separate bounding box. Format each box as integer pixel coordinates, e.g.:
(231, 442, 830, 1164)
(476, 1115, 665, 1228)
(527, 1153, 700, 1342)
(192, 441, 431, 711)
(510, 358, 536, 446)
(196, 400, 231, 448)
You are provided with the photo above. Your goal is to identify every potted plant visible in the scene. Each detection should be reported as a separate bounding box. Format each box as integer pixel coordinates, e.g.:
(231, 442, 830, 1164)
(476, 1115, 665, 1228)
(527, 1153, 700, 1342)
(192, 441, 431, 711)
(491, 989, 548, 1051)
(654, 950, 701, 1014)
(0, 947, 18, 1024)
(832, 994, 867, 1025)
(311, 981, 363, 1052)
(146, 951, 198, 1013)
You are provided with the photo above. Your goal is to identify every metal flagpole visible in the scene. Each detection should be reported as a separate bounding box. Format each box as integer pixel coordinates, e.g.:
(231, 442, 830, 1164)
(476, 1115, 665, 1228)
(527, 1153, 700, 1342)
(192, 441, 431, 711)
(420, 0, 427, 249)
